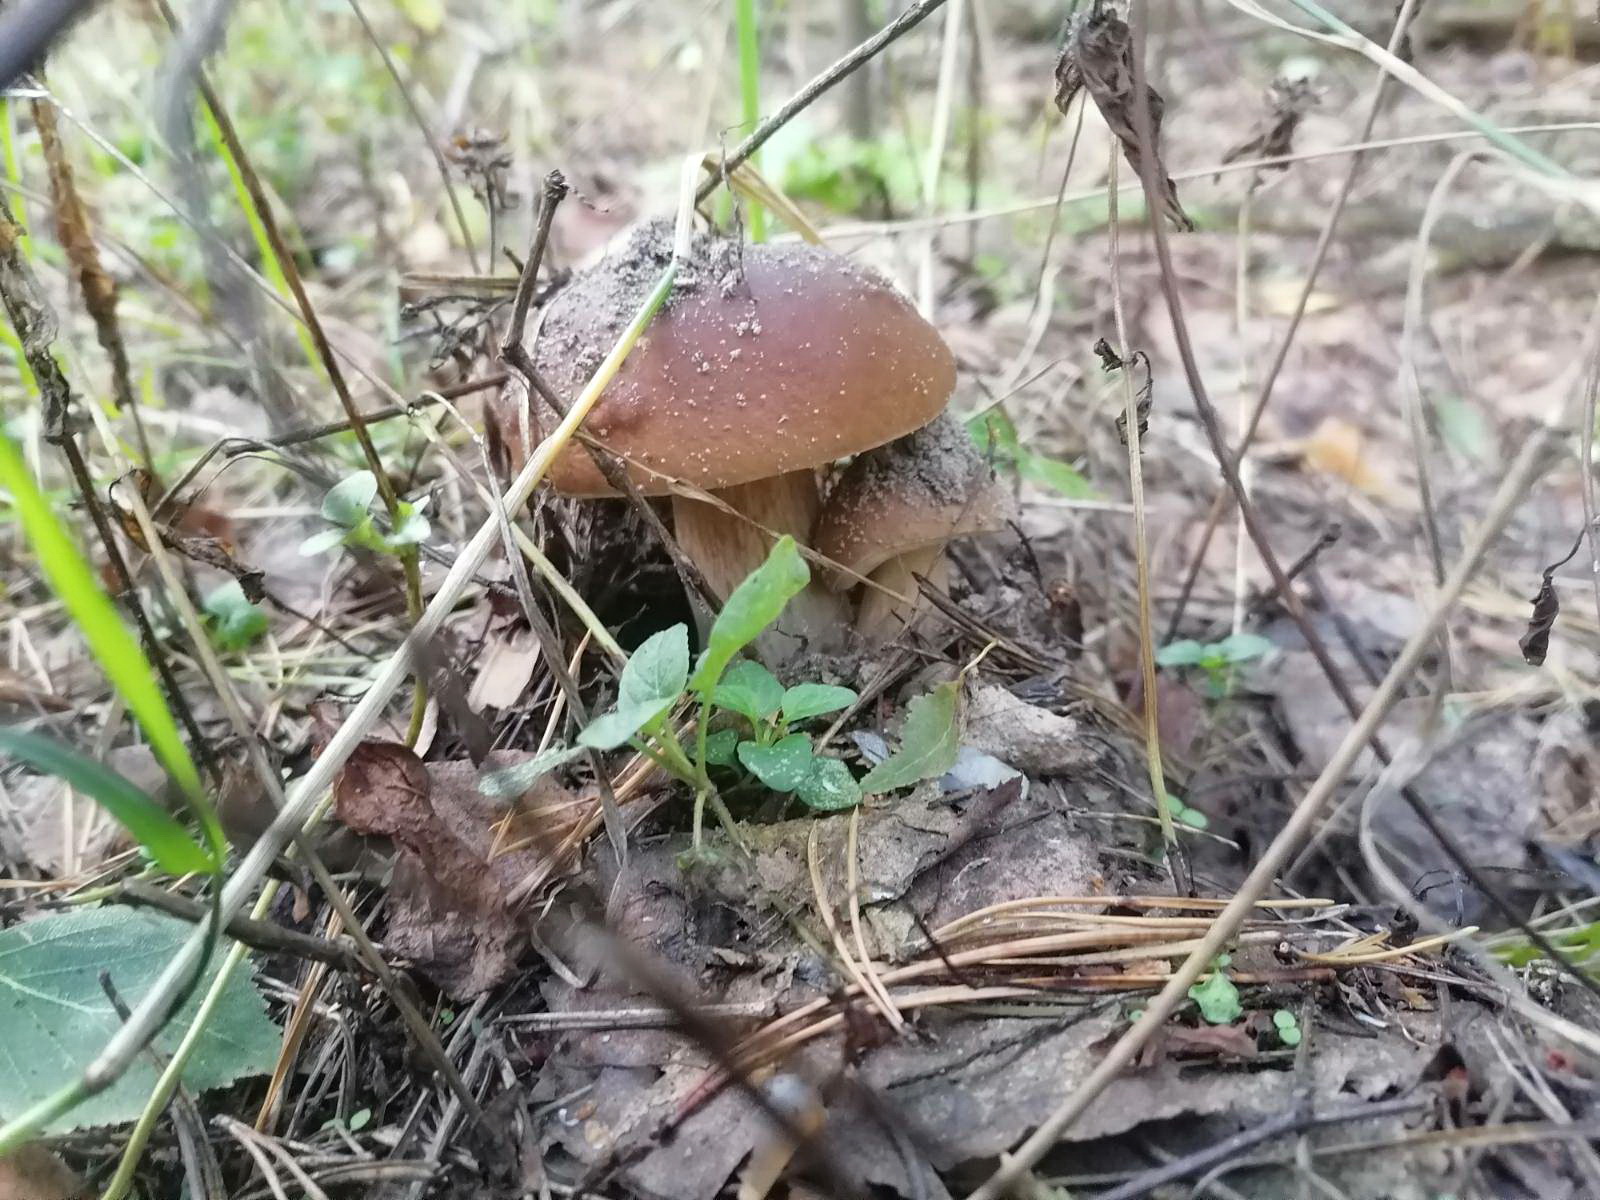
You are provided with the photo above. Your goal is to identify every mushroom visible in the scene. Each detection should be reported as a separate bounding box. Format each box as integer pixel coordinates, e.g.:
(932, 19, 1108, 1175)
(812, 412, 1015, 639)
(517, 221, 955, 656)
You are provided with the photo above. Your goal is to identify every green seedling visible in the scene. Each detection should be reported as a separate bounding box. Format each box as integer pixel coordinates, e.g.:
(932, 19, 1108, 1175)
(480, 537, 966, 842)
(1156, 632, 1274, 697)
(968, 407, 1095, 500)
(299, 470, 431, 559)
(1188, 953, 1242, 1025)
(1166, 793, 1209, 831)
(202, 580, 268, 652)
(1272, 1008, 1302, 1047)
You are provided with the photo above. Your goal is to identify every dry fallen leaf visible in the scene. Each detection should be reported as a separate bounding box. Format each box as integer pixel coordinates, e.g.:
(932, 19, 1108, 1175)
(468, 627, 541, 712)
(1298, 415, 1396, 500)
(335, 740, 525, 997)
(332, 744, 594, 996)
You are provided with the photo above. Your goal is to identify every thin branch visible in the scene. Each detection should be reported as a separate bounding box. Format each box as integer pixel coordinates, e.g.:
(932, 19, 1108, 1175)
(1164, 0, 1423, 639)
(497, 171, 719, 613)
(117, 882, 367, 973)
(344, 0, 480, 274)
(695, 0, 950, 205)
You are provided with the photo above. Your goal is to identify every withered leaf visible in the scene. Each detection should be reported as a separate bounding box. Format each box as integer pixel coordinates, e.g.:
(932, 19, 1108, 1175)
(1521, 527, 1587, 667)
(1095, 337, 1154, 446)
(335, 740, 526, 996)
(1055, 4, 1194, 232)
(1221, 76, 1319, 172)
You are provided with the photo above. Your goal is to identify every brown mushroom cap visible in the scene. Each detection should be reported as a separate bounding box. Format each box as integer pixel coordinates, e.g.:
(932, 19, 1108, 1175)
(812, 413, 1015, 588)
(529, 222, 955, 497)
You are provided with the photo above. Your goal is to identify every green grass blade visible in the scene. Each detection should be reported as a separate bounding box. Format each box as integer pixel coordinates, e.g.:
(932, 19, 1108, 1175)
(0, 728, 212, 875)
(735, 0, 766, 242)
(0, 429, 222, 867)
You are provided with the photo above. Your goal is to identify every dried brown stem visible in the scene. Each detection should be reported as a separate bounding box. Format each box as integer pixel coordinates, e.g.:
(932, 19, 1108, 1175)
(0, 190, 218, 781)
(117, 881, 367, 973)
(150, 0, 428, 742)
(695, 0, 951, 205)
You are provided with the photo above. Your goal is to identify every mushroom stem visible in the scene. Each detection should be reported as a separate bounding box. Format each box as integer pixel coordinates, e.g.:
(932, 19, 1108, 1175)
(671, 470, 848, 660)
(857, 545, 949, 639)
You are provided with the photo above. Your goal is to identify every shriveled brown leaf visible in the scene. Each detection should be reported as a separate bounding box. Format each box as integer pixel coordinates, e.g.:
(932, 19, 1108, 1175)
(1221, 76, 1319, 170)
(1054, 4, 1193, 231)
(336, 740, 524, 996)
(332, 744, 595, 996)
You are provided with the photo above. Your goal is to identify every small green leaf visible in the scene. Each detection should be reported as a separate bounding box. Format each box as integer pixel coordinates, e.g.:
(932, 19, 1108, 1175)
(347, 1107, 372, 1132)
(712, 660, 785, 723)
(703, 728, 740, 766)
(796, 757, 862, 811)
(1272, 1009, 1298, 1031)
(781, 683, 858, 723)
(1188, 966, 1243, 1025)
(0, 728, 213, 875)
(322, 471, 378, 526)
(968, 408, 1021, 457)
(689, 537, 810, 696)
(203, 580, 267, 651)
(737, 733, 817, 792)
(1175, 804, 1209, 831)
(859, 680, 961, 794)
(298, 527, 347, 557)
(619, 624, 690, 711)
(478, 744, 585, 798)
(578, 700, 672, 752)
(1214, 633, 1274, 664)
(1155, 639, 1209, 667)
(1277, 1024, 1302, 1047)
(387, 506, 431, 547)
(1015, 451, 1095, 499)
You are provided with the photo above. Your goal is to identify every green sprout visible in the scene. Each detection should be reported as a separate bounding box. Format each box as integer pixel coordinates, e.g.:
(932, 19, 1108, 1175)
(479, 537, 964, 845)
(1156, 632, 1274, 698)
(1272, 1008, 1302, 1047)
(202, 580, 267, 652)
(1188, 953, 1242, 1025)
(298, 470, 431, 559)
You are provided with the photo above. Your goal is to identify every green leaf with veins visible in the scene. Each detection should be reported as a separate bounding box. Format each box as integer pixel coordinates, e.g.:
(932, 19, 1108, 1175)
(619, 624, 689, 709)
(781, 683, 857, 723)
(322, 470, 378, 527)
(859, 679, 961, 794)
(796, 757, 862, 811)
(689, 537, 809, 697)
(703, 729, 740, 766)
(579, 624, 688, 751)
(0, 908, 279, 1132)
(712, 660, 785, 723)
(737, 734, 817, 792)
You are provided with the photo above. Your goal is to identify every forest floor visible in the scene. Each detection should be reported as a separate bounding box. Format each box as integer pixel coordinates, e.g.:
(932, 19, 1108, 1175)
(2, 1, 1600, 1198)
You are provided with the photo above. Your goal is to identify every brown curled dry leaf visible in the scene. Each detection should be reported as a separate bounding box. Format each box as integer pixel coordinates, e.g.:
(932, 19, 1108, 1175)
(1054, 3, 1194, 232)
(335, 739, 526, 997)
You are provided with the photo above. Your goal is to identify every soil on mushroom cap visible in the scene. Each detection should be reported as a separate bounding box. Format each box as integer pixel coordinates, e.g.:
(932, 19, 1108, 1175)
(827, 410, 995, 508)
(532, 217, 890, 406)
